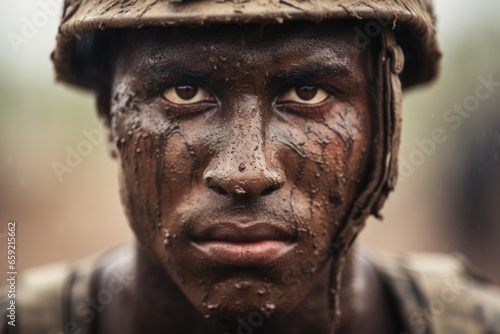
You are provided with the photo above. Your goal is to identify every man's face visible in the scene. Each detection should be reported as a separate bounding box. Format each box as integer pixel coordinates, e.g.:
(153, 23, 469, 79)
(108, 22, 372, 321)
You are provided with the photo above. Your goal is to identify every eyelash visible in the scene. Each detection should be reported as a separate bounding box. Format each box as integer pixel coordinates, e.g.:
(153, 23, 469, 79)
(274, 95, 336, 118)
(158, 86, 218, 117)
(273, 83, 345, 116)
(145, 80, 342, 118)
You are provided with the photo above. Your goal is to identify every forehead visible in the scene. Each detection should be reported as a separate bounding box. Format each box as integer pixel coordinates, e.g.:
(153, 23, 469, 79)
(116, 21, 366, 77)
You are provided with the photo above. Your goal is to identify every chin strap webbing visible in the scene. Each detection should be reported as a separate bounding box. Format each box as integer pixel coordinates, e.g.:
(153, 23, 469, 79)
(327, 29, 405, 333)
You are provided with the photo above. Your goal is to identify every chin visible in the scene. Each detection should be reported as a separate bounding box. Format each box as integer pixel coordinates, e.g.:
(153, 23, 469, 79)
(202, 300, 293, 326)
(185, 278, 304, 326)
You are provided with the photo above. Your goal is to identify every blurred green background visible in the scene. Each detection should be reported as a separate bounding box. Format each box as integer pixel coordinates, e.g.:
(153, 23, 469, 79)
(1, 0, 499, 282)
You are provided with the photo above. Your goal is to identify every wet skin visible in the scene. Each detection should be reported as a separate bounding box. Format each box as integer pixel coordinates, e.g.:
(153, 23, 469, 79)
(97, 22, 398, 333)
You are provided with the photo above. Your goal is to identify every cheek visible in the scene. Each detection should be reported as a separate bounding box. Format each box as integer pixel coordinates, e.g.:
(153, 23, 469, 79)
(111, 100, 198, 247)
(287, 105, 370, 231)
(321, 106, 370, 194)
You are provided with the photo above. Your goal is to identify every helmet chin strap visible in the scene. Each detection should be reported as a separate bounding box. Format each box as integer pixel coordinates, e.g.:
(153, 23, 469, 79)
(327, 28, 405, 333)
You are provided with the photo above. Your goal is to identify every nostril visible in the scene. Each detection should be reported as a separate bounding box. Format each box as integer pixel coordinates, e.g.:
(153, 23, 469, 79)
(260, 188, 274, 196)
(260, 179, 285, 196)
(211, 185, 229, 196)
(204, 176, 229, 195)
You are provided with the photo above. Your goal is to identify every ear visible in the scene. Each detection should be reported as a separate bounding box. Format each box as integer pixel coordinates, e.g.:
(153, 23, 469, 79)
(95, 81, 119, 159)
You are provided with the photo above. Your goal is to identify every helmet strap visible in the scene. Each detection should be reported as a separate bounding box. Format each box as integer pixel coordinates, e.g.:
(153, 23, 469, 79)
(327, 28, 405, 333)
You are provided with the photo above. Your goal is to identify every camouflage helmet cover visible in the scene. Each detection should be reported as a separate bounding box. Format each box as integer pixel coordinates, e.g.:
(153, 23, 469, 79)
(53, 0, 441, 90)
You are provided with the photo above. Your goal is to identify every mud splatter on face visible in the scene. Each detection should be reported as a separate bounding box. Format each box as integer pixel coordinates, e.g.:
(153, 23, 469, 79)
(108, 21, 372, 324)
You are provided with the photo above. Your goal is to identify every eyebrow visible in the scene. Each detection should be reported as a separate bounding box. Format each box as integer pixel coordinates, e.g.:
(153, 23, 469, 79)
(274, 63, 353, 83)
(134, 60, 353, 87)
(136, 62, 211, 81)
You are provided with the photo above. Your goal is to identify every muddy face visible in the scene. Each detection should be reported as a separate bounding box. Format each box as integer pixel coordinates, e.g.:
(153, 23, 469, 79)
(107, 22, 372, 323)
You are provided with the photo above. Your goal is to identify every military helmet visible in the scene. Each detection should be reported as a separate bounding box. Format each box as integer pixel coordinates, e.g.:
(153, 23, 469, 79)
(53, 0, 440, 90)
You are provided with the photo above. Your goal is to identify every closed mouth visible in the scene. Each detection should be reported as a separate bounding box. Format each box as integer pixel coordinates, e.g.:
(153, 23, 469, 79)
(190, 221, 297, 266)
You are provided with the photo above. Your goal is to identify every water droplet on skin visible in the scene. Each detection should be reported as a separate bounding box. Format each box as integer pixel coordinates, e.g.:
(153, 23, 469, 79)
(163, 229, 171, 247)
(136, 148, 141, 153)
(206, 304, 219, 310)
(265, 302, 276, 310)
(234, 185, 246, 194)
(234, 281, 251, 290)
(257, 288, 266, 295)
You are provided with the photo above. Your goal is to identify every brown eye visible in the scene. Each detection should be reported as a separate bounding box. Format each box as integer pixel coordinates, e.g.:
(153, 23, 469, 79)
(176, 86, 197, 100)
(278, 86, 329, 105)
(296, 86, 318, 100)
(162, 85, 213, 104)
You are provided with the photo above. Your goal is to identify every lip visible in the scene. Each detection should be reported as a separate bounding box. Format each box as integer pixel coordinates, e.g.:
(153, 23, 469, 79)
(193, 240, 295, 266)
(190, 221, 297, 266)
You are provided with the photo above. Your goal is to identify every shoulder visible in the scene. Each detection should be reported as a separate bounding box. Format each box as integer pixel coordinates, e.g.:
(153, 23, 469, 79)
(367, 250, 500, 334)
(0, 261, 73, 334)
(0, 244, 135, 334)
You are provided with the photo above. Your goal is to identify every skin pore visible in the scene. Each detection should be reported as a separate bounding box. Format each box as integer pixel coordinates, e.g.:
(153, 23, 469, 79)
(95, 21, 403, 333)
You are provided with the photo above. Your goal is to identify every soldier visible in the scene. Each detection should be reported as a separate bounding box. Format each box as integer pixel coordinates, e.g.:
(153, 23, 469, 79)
(1, 0, 500, 333)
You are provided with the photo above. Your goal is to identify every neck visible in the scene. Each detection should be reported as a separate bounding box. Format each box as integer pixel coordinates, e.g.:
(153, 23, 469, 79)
(121, 243, 398, 334)
(336, 247, 403, 334)
(129, 244, 224, 334)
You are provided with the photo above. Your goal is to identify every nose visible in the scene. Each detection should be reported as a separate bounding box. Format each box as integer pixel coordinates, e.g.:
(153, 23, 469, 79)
(204, 164, 285, 198)
(203, 109, 285, 199)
